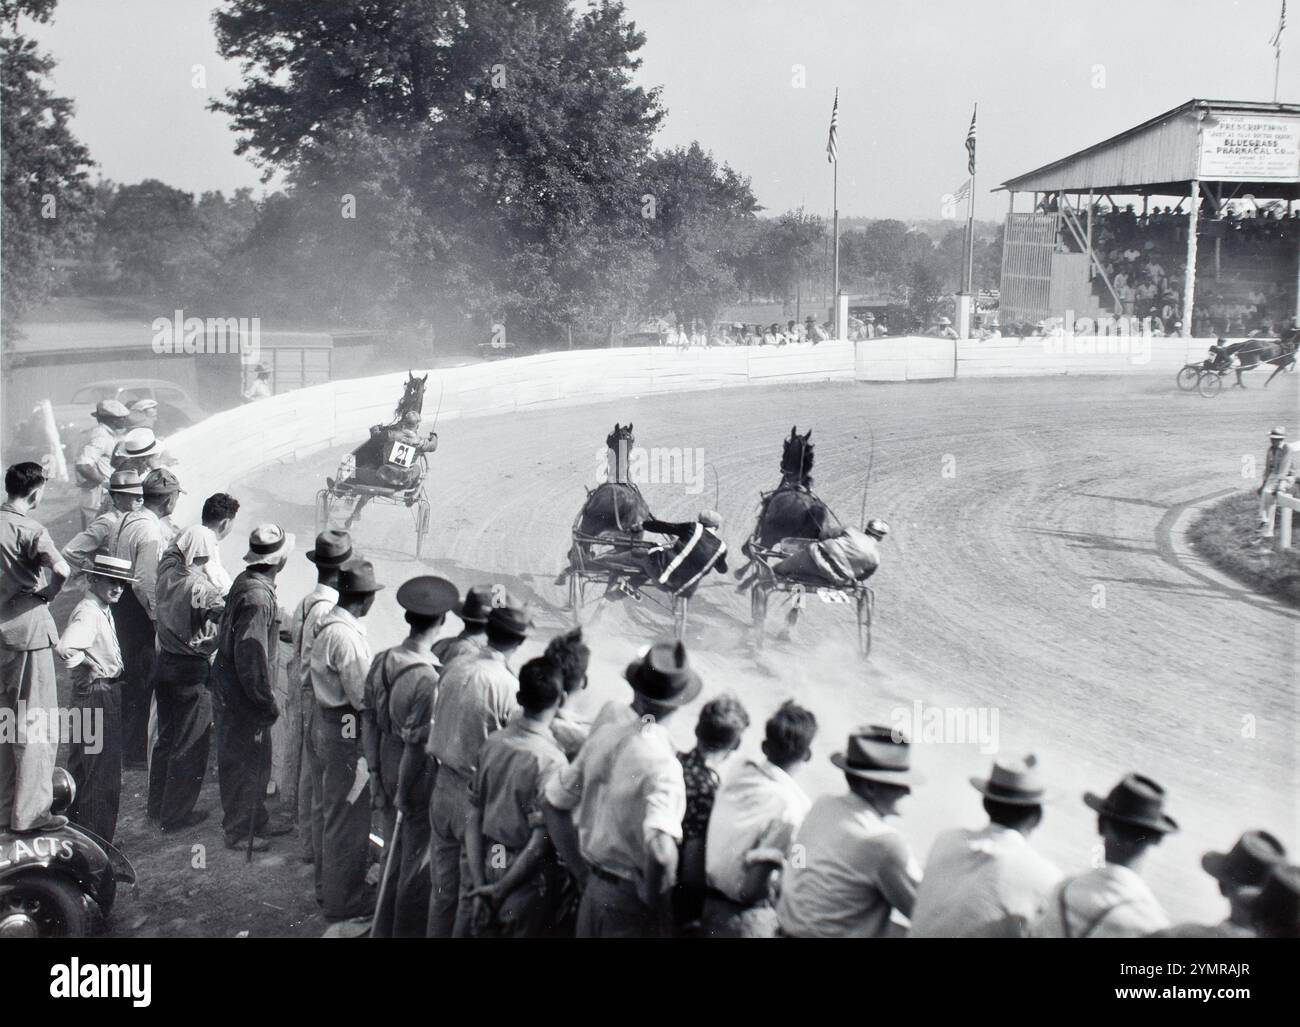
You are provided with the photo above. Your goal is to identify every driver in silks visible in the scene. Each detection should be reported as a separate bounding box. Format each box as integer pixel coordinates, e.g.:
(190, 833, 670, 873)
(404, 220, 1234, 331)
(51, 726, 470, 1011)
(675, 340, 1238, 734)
(616, 510, 729, 598)
(343, 410, 438, 526)
(773, 518, 890, 586)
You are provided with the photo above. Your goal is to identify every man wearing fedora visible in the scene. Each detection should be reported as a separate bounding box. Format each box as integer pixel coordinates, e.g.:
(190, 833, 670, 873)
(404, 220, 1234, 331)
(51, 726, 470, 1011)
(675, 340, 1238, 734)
(310, 556, 383, 920)
(364, 574, 457, 937)
(1153, 830, 1287, 938)
(56, 553, 137, 842)
(291, 529, 351, 864)
(0, 463, 70, 833)
(148, 526, 229, 832)
(212, 524, 294, 851)
(1250, 863, 1300, 939)
(62, 469, 143, 578)
(425, 593, 531, 937)
(1031, 773, 1178, 938)
(1255, 425, 1297, 541)
(431, 584, 492, 667)
(111, 466, 184, 768)
(776, 725, 923, 938)
(909, 755, 1062, 938)
(543, 641, 698, 938)
(75, 399, 130, 529)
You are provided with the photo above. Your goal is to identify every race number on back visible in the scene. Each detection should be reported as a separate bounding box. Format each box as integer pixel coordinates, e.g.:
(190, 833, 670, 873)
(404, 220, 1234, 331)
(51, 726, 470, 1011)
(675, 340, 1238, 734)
(388, 440, 417, 468)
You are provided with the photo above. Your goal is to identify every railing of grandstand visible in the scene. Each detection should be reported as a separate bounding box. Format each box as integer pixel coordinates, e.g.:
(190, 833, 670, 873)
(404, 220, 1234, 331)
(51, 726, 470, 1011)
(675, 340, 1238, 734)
(1059, 205, 1122, 314)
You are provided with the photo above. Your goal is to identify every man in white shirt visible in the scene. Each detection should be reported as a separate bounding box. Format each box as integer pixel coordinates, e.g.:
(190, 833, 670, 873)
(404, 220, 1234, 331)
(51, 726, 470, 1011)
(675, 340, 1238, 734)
(1031, 773, 1178, 938)
(702, 700, 817, 938)
(776, 726, 924, 938)
(909, 754, 1062, 937)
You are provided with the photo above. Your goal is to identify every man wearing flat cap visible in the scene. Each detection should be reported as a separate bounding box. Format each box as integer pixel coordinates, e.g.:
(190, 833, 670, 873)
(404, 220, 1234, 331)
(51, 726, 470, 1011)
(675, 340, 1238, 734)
(776, 726, 924, 938)
(909, 755, 1062, 937)
(291, 529, 351, 864)
(431, 584, 492, 667)
(111, 466, 184, 768)
(364, 574, 457, 937)
(75, 400, 130, 529)
(425, 591, 531, 936)
(62, 470, 143, 580)
(211, 524, 294, 851)
(544, 640, 698, 938)
(1153, 830, 1287, 938)
(309, 556, 383, 920)
(1031, 773, 1178, 938)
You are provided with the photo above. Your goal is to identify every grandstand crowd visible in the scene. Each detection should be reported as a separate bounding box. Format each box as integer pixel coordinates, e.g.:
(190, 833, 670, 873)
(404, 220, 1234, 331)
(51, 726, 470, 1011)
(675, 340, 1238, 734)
(2, 436, 1298, 940)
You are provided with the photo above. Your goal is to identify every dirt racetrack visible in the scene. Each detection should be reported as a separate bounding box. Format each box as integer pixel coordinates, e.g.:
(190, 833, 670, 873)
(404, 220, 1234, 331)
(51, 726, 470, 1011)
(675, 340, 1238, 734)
(222, 371, 1297, 929)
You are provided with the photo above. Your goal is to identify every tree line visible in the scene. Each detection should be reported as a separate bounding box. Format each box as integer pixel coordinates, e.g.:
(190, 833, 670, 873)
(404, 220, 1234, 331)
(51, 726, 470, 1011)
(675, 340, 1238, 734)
(2, 0, 1002, 348)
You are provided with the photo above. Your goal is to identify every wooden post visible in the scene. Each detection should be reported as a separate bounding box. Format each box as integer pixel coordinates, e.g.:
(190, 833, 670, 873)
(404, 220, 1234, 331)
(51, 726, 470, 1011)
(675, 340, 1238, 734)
(1086, 189, 1094, 280)
(1282, 505, 1293, 549)
(1182, 180, 1200, 337)
(39, 399, 69, 482)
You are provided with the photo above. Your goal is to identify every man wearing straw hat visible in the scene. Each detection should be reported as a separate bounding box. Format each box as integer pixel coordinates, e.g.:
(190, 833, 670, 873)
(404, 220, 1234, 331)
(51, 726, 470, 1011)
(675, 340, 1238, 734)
(1031, 773, 1178, 938)
(1255, 425, 1297, 541)
(775, 725, 924, 938)
(74, 400, 130, 528)
(62, 470, 143, 578)
(543, 641, 699, 938)
(56, 553, 137, 842)
(310, 556, 383, 919)
(211, 524, 294, 851)
(909, 754, 1062, 937)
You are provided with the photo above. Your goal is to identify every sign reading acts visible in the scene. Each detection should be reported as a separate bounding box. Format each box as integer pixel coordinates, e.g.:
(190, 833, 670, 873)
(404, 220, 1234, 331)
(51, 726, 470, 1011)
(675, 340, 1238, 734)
(1199, 114, 1300, 181)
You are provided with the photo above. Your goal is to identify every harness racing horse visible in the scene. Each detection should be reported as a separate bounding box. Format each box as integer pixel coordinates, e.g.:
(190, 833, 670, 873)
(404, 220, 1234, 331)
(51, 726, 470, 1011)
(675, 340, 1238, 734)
(351, 372, 429, 468)
(734, 427, 836, 597)
(555, 423, 654, 585)
(1206, 337, 1298, 388)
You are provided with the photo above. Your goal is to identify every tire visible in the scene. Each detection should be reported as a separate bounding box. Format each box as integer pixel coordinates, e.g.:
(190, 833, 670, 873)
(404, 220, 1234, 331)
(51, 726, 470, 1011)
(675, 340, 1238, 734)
(1197, 370, 1222, 398)
(857, 589, 874, 659)
(1176, 365, 1200, 390)
(0, 874, 91, 938)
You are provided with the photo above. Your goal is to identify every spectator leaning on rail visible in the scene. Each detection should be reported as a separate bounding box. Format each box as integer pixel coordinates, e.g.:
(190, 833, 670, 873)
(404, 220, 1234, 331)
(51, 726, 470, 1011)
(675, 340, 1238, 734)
(775, 725, 924, 938)
(1152, 830, 1287, 938)
(1030, 773, 1178, 938)
(700, 700, 818, 939)
(56, 553, 136, 842)
(543, 641, 699, 939)
(908, 754, 1062, 938)
(75, 400, 130, 529)
(0, 462, 70, 833)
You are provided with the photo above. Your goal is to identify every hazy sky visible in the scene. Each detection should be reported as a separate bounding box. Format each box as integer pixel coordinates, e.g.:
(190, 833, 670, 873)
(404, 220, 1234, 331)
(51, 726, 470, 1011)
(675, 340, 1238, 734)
(29, 0, 1300, 219)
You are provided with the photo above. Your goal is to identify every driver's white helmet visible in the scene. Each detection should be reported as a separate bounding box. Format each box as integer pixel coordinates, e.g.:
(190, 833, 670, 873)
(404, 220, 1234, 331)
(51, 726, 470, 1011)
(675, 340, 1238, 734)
(865, 518, 890, 539)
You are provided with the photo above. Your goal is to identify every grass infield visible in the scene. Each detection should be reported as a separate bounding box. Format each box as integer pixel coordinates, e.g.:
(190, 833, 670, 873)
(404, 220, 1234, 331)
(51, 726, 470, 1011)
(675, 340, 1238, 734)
(1188, 490, 1300, 606)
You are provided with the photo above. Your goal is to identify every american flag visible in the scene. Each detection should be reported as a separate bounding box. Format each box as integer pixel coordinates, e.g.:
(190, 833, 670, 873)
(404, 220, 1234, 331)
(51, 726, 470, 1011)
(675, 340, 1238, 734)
(965, 104, 977, 175)
(827, 89, 839, 164)
(1271, 0, 1287, 47)
(952, 177, 972, 203)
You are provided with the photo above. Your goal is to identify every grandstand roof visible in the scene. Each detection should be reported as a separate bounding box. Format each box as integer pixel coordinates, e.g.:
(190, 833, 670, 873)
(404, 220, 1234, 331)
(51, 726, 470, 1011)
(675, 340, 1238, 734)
(998, 99, 1300, 197)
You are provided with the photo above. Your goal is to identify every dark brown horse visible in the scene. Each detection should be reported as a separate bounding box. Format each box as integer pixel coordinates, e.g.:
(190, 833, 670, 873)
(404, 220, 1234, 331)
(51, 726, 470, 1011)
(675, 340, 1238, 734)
(1206, 337, 1298, 388)
(351, 371, 429, 468)
(556, 423, 653, 583)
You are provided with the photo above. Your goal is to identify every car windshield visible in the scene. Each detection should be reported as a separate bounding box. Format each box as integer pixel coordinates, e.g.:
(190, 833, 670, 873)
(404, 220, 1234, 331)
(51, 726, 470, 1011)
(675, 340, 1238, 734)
(70, 385, 120, 405)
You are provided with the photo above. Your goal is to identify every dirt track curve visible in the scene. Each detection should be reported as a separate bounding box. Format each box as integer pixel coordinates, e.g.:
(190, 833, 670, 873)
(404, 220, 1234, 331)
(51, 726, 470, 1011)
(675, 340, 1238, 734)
(234, 372, 1299, 925)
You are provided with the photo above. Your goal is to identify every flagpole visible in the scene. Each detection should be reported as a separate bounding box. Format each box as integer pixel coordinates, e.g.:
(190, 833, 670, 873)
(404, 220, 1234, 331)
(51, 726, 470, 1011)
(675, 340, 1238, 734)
(833, 156, 840, 338)
(1275, 44, 1281, 102)
(964, 169, 976, 296)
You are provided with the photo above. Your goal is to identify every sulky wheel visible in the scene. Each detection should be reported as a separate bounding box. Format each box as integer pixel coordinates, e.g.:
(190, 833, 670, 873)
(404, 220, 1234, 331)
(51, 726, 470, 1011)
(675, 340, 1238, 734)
(315, 489, 332, 534)
(750, 584, 769, 651)
(1196, 370, 1223, 398)
(1175, 365, 1201, 391)
(857, 588, 874, 659)
(672, 595, 689, 640)
(413, 499, 432, 559)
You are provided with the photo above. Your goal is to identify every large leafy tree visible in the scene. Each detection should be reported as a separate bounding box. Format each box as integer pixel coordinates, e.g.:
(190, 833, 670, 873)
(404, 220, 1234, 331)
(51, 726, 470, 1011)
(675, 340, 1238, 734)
(1, 0, 95, 337)
(212, 0, 665, 343)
